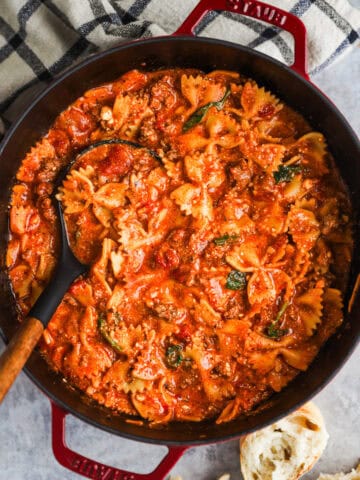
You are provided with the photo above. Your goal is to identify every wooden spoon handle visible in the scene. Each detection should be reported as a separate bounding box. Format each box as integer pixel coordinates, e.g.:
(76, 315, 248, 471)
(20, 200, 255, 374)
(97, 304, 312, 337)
(0, 317, 44, 404)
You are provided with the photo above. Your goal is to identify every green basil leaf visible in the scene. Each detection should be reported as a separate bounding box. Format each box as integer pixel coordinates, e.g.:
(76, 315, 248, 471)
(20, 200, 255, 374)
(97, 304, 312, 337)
(183, 88, 230, 132)
(226, 270, 247, 290)
(266, 324, 288, 339)
(273, 165, 301, 184)
(98, 314, 123, 353)
(213, 234, 238, 246)
(215, 88, 231, 110)
(265, 302, 289, 339)
(274, 301, 289, 323)
(182, 105, 211, 132)
(166, 344, 183, 368)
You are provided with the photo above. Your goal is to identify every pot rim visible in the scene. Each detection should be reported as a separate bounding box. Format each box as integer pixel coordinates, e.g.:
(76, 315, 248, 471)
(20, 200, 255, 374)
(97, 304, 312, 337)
(1, 35, 359, 158)
(1, 34, 359, 446)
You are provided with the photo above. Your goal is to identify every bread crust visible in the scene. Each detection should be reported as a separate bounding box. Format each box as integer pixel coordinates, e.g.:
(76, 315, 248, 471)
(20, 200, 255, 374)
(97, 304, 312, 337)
(317, 464, 360, 480)
(240, 402, 328, 480)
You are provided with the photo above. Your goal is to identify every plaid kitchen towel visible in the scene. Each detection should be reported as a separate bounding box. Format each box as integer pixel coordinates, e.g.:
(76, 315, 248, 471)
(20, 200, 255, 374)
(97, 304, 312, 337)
(1, 0, 360, 140)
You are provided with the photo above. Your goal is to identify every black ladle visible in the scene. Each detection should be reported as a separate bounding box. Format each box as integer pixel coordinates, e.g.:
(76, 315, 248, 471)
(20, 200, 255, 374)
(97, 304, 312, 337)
(0, 139, 161, 404)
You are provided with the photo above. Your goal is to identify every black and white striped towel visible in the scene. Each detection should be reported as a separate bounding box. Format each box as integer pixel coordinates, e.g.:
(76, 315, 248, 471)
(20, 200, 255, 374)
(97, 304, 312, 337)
(1, 0, 360, 140)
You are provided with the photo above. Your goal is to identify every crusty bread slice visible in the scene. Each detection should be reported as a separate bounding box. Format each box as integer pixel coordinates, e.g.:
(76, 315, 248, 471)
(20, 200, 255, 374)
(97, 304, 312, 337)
(240, 402, 328, 480)
(317, 464, 360, 480)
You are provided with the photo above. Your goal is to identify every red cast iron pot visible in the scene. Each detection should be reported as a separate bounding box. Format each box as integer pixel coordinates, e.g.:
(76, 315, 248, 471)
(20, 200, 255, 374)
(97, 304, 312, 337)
(0, 1, 359, 479)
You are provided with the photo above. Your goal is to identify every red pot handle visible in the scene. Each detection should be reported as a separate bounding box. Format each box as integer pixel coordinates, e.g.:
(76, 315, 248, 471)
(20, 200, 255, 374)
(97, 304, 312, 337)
(51, 402, 188, 480)
(175, 0, 309, 80)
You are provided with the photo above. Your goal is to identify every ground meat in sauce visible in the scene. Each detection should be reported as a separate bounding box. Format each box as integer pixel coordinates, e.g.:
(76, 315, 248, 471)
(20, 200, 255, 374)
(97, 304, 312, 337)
(7, 68, 353, 425)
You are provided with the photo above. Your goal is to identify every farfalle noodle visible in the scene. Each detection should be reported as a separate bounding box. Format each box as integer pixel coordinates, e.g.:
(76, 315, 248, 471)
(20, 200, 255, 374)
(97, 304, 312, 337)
(7, 68, 353, 425)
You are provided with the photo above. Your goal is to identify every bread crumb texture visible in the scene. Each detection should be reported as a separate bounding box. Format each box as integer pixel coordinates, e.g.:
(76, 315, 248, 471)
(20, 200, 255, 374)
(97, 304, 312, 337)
(317, 464, 360, 480)
(240, 402, 329, 480)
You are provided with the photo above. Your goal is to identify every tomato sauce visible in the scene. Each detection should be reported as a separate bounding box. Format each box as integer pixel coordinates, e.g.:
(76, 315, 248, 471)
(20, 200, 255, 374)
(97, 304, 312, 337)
(7, 69, 353, 424)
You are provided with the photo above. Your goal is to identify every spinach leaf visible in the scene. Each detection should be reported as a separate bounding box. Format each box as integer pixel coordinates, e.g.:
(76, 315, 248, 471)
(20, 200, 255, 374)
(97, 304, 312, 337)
(265, 302, 289, 339)
(166, 344, 183, 368)
(213, 234, 238, 246)
(226, 270, 247, 290)
(273, 165, 301, 184)
(266, 324, 288, 339)
(183, 88, 231, 132)
(98, 314, 123, 354)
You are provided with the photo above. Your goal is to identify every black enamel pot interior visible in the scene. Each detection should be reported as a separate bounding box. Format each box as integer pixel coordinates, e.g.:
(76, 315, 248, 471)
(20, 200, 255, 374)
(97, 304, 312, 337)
(0, 36, 359, 446)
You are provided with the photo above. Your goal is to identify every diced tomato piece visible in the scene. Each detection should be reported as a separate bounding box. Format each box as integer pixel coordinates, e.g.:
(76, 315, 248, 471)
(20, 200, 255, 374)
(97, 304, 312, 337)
(154, 246, 180, 270)
(98, 145, 133, 178)
(47, 129, 70, 157)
